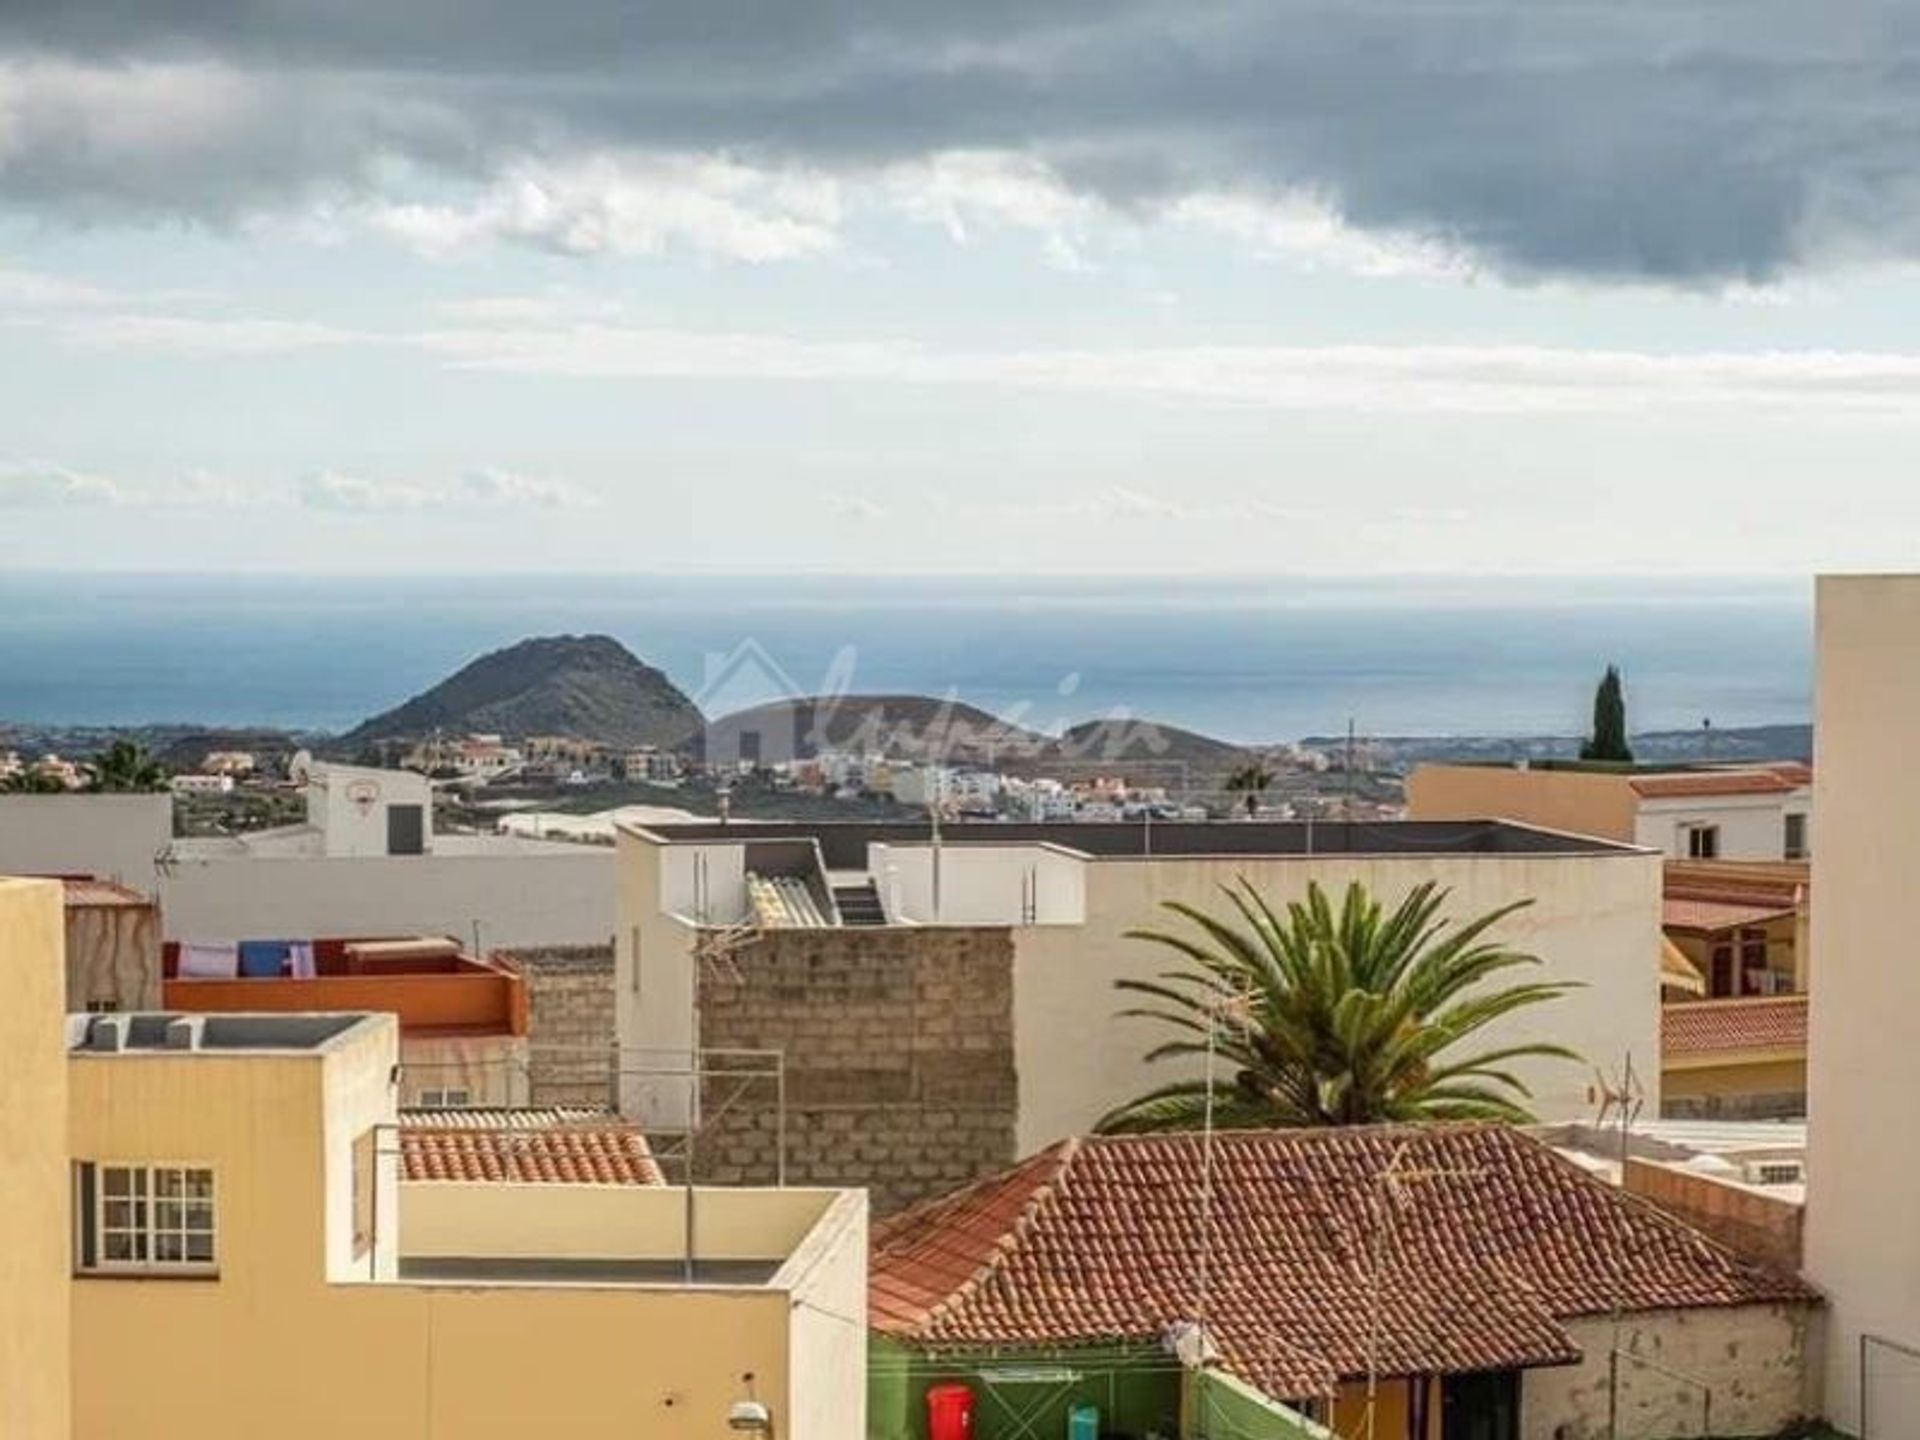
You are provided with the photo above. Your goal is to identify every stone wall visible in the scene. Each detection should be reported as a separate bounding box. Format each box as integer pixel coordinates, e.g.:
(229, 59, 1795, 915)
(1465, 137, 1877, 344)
(693, 926, 1018, 1214)
(494, 944, 617, 1107)
(1523, 1306, 1816, 1439)
(64, 899, 162, 1011)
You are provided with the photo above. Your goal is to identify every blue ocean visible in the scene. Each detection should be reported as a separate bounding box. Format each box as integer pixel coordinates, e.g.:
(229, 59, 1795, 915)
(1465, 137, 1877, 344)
(0, 573, 1811, 743)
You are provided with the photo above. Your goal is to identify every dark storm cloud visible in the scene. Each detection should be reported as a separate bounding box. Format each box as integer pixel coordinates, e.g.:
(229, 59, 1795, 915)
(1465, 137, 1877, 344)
(2, 0, 1917, 281)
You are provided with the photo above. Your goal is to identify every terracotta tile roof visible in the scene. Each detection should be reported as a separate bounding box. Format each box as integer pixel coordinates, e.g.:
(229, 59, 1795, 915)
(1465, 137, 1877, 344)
(1663, 997, 1809, 1060)
(870, 1125, 1813, 1399)
(1663, 861, 1809, 913)
(1662, 897, 1798, 933)
(1629, 769, 1803, 799)
(400, 1107, 664, 1186)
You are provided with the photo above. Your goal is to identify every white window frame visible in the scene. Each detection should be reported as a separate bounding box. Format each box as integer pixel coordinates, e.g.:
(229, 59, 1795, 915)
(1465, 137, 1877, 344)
(82, 1163, 217, 1275)
(416, 1088, 471, 1110)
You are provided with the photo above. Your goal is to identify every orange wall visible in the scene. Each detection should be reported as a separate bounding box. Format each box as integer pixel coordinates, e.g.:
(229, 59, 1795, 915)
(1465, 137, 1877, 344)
(164, 972, 527, 1035)
(1330, 1377, 1440, 1438)
(1406, 765, 1637, 843)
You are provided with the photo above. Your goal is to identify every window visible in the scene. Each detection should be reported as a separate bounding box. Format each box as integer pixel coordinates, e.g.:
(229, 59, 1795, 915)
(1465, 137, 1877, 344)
(1784, 812, 1809, 859)
(416, 1088, 470, 1109)
(84, 998, 119, 1014)
(1684, 823, 1720, 859)
(386, 802, 425, 856)
(76, 1163, 215, 1274)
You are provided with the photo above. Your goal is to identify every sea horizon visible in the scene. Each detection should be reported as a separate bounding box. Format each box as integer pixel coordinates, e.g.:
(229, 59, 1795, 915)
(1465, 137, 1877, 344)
(0, 571, 1813, 744)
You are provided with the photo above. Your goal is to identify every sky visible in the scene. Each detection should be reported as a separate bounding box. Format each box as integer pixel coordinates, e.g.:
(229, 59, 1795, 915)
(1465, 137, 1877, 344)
(4, 1, 1920, 575)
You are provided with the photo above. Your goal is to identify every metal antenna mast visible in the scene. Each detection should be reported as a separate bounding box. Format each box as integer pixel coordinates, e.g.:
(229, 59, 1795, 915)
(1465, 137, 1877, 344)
(1592, 1051, 1646, 1440)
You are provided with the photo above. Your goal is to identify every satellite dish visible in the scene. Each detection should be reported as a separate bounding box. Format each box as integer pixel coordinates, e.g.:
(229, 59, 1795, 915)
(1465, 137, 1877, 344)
(289, 750, 314, 785)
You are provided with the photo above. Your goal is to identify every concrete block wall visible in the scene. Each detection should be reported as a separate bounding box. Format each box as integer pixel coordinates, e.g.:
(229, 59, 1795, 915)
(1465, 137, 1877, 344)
(495, 944, 618, 1107)
(693, 927, 1018, 1213)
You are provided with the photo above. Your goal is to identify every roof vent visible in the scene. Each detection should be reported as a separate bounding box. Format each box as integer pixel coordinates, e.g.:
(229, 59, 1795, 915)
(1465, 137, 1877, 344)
(86, 1014, 128, 1052)
(164, 1016, 206, 1052)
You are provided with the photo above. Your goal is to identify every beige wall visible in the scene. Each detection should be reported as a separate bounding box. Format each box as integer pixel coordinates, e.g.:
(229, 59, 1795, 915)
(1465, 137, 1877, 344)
(1521, 1306, 1814, 1439)
(1806, 573, 1920, 1434)
(399, 1182, 838, 1261)
(0, 878, 71, 1440)
(1011, 849, 1662, 1149)
(1407, 765, 1638, 842)
(398, 1033, 530, 1108)
(778, 1188, 871, 1440)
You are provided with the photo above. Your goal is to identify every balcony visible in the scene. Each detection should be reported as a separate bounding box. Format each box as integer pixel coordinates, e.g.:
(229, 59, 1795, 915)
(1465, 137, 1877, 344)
(162, 936, 528, 1038)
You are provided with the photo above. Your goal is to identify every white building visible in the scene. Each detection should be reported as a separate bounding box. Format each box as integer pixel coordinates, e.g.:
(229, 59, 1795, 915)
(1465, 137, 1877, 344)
(169, 773, 234, 797)
(616, 817, 1662, 1146)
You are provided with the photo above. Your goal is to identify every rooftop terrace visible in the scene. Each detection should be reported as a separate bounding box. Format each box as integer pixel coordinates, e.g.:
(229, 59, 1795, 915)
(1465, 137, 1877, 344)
(67, 1011, 374, 1053)
(638, 817, 1639, 865)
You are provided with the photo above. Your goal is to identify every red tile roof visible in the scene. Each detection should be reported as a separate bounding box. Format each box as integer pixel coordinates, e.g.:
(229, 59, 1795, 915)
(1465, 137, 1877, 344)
(400, 1108, 663, 1186)
(1662, 997, 1809, 1060)
(870, 1125, 1812, 1399)
(1630, 769, 1804, 799)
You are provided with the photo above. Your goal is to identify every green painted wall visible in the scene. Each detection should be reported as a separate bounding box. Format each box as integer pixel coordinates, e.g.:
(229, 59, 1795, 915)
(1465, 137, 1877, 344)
(869, 1340, 1185, 1440)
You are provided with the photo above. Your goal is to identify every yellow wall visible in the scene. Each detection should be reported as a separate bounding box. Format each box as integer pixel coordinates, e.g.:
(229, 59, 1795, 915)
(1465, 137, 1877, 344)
(69, 1021, 864, 1439)
(1406, 765, 1638, 843)
(0, 877, 71, 1440)
(1663, 1057, 1806, 1103)
(1330, 1377, 1440, 1438)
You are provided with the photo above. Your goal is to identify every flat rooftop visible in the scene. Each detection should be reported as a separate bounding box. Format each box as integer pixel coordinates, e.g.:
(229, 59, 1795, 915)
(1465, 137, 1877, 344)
(397, 1257, 780, 1286)
(68, 1012, 373, 1053)
(638, 818, 1640, 865)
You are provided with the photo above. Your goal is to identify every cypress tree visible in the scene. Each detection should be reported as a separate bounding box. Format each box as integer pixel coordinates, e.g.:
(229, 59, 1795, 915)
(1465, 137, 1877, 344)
(1580, 664, 1633, 762)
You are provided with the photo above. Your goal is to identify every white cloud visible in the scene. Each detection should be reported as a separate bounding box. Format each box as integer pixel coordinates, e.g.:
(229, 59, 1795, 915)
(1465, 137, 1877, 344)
(298, 467, 597, 512)
(455, 467, 598, 508)
(825, 492, 889, 519)
(411, 321, 1920, 416)
(880, 150, 1092, 244)
(0, 459, 120, 507)
(1169, 192, 1473, 280)
(58, 314, 363, 356)
(369, 153, 841, 263)
(149, 470, 282, 508)
(297, 470, 434, 512)
(0, 266, 114, 308)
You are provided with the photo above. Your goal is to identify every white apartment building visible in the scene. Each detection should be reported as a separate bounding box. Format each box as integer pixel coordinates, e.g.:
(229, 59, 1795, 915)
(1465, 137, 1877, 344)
(616, 817, 1662, 1149)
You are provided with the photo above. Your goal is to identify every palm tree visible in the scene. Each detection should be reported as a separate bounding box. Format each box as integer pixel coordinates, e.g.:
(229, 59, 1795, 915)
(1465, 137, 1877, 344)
(1222, 762, 1275, 819)
(1096, 878, 1581, 1132)
(85, 740, 168, 794)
